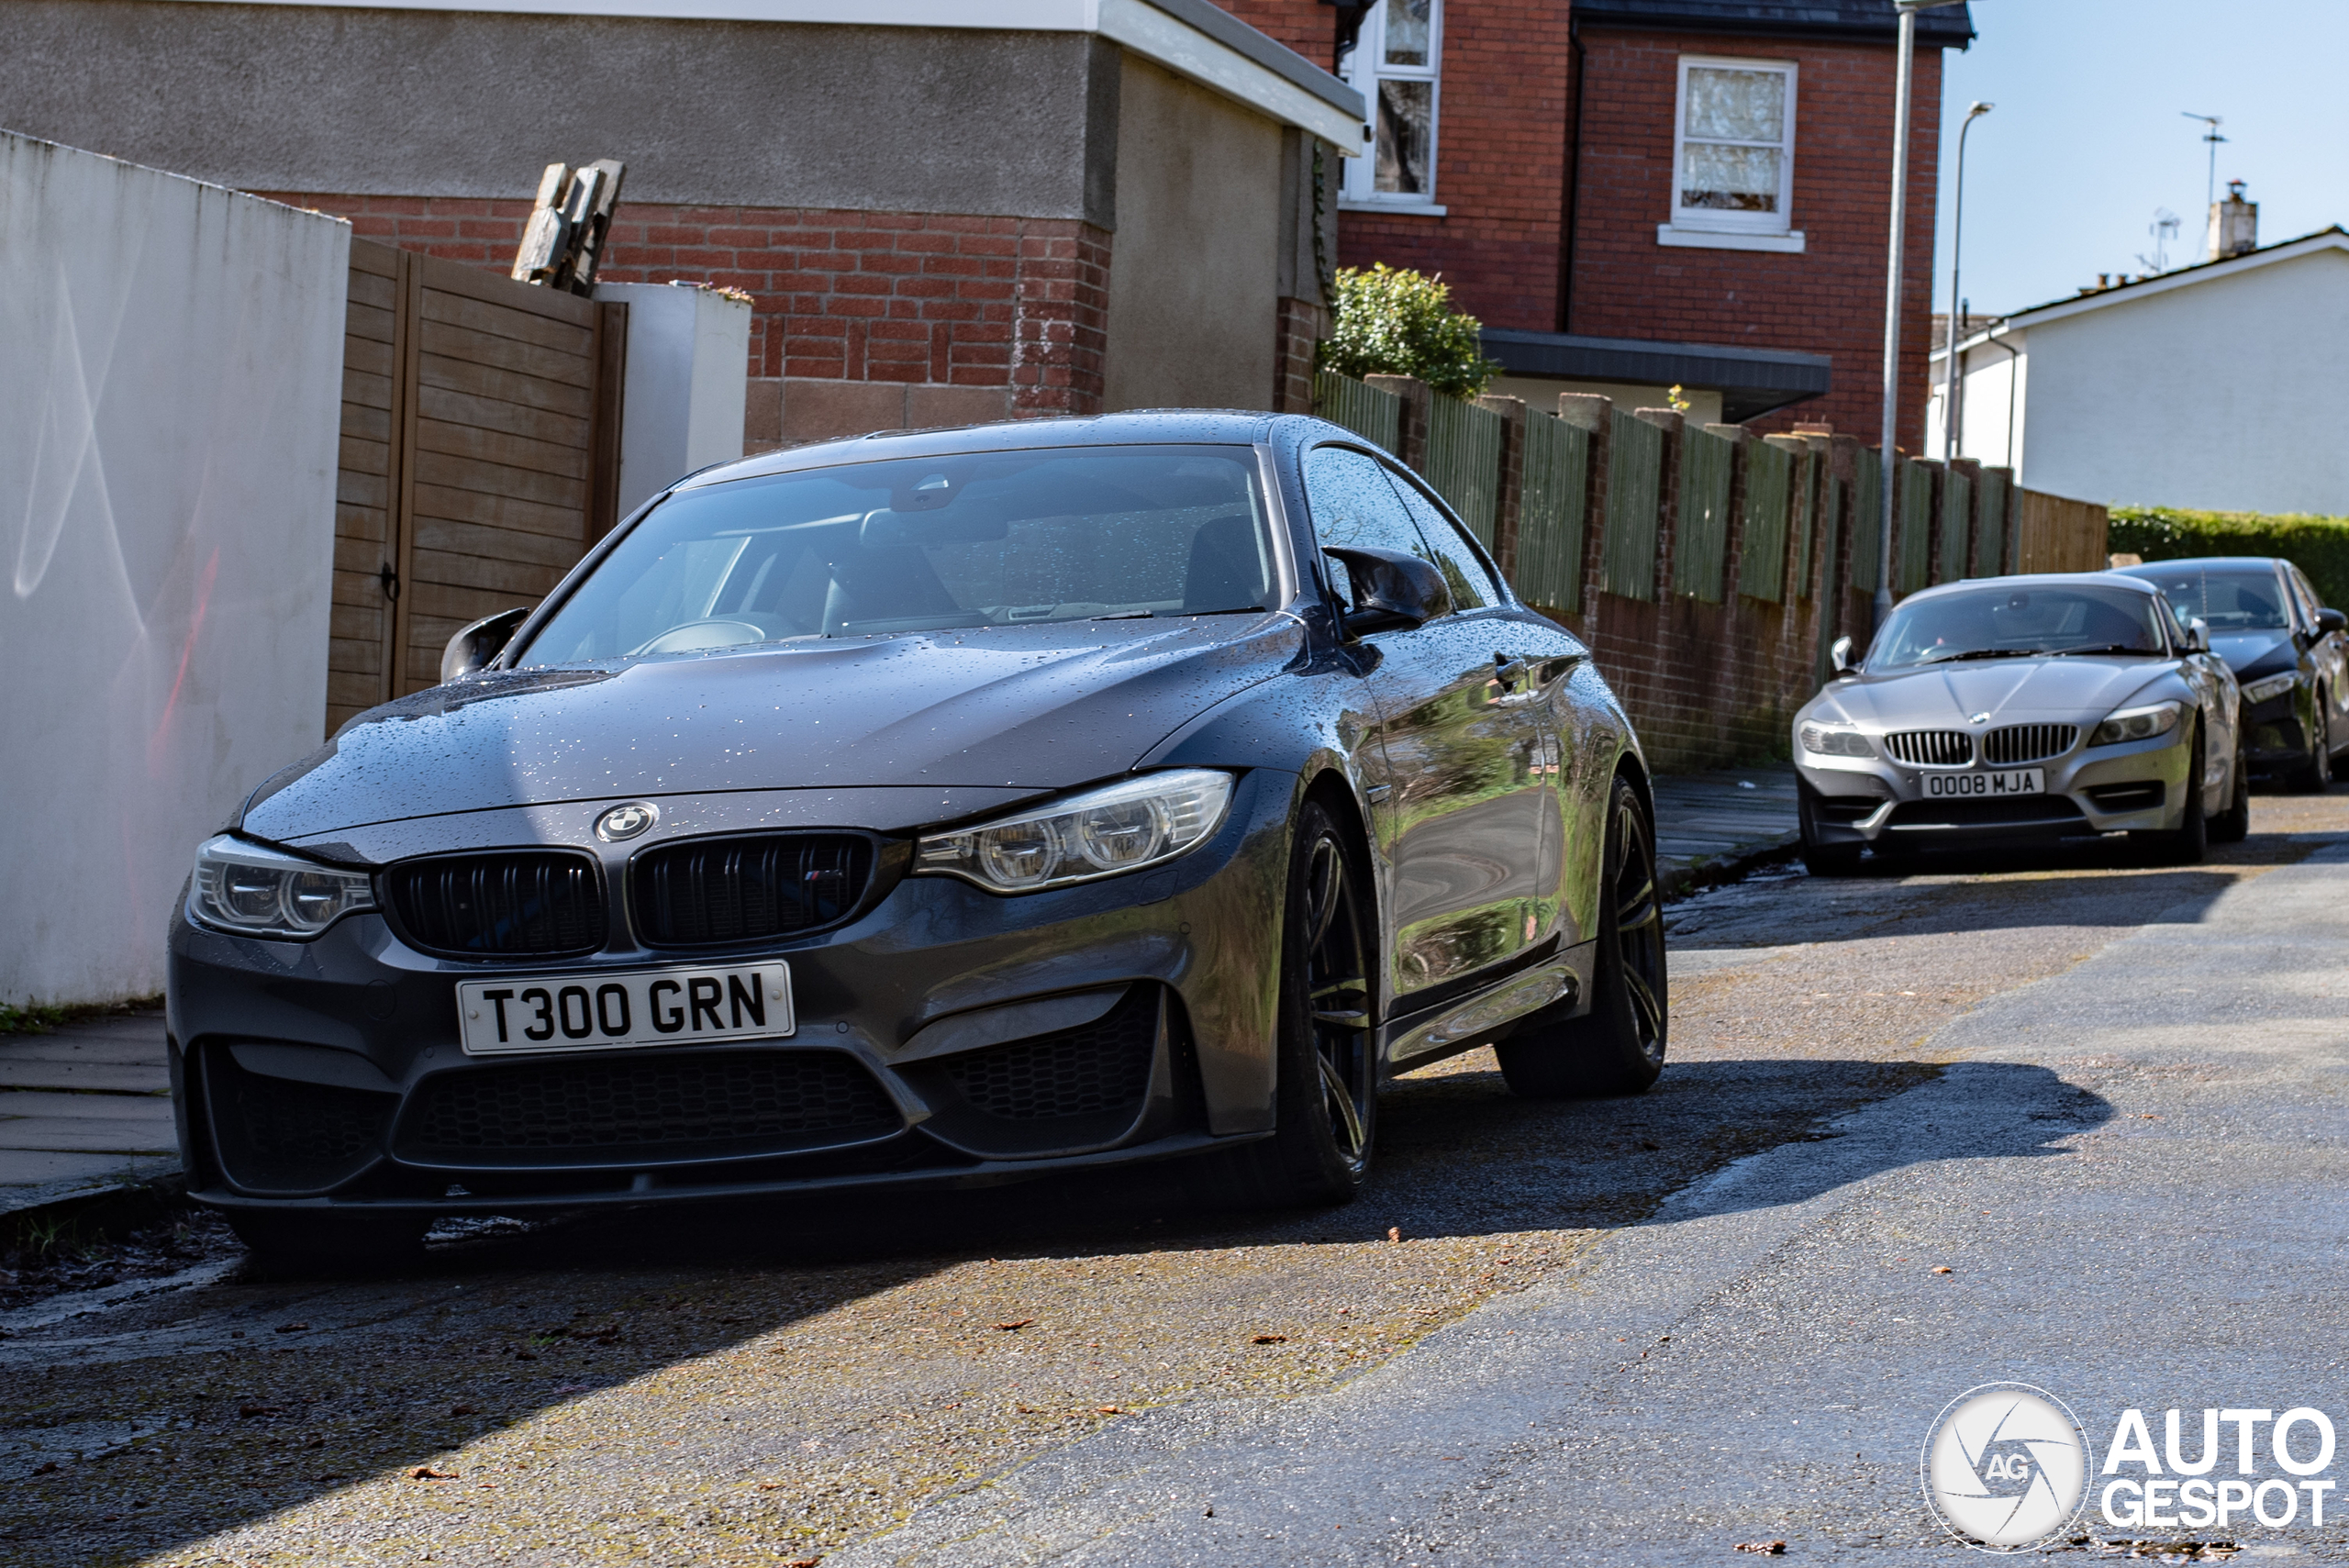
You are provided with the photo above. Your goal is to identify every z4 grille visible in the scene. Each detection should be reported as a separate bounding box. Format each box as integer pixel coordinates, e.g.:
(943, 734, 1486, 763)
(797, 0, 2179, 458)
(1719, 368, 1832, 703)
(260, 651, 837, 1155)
(1982, 724, 2078, 765)
(1883, 729, 1974, 767)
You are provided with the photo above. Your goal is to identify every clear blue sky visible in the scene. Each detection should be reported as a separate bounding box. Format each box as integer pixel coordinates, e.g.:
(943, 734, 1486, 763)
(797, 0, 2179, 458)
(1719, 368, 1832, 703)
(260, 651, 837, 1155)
(1932, 1, 2347, 319)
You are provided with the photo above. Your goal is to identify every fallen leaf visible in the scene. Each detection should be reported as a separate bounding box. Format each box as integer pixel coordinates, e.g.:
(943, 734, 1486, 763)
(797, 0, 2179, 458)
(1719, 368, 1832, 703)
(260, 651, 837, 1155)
(1932, 1266, 1954, 1275)
(1252, 1334, 1289, 1345)
(785, 1558, 823, 1567)
(1387, 1227, 1402, 1243)
(31, 1461, 58, 1475)
(758, 1482, 784, 1492)
(995, 1319, 1034, 1331)
(1733, 1541, 1787, 1556)
(238, 1405, 283, 1419)
(1639, 1140, 1662, 1151)
(275, 1322, 309, 1334)
(1096, 1405, 1123, 1415)
(450, 1404, 478, 1416)
(409, 1466, 459, 1481)
(513, 1350, 539, 1362)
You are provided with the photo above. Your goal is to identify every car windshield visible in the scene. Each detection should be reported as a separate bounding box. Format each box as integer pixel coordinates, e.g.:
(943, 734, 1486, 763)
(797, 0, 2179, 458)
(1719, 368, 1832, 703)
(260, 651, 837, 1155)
(1866, 584, 2168, 671)
(518, 445, 1276, 662)
(2124, 565, 2290, 631)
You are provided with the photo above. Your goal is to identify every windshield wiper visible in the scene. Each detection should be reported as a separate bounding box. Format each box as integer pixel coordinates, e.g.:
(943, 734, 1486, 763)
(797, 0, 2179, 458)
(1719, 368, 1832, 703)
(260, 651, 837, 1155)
(1091, 610, 1153, 621)
(2047, 644, 2157, 658)
(1915, 648, 2041, 664)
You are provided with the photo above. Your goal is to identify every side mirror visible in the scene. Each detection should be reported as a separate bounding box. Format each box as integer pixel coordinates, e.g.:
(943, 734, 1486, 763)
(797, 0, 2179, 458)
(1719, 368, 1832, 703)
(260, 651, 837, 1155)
(2186, 616, 2212, 653)
(1326, 546, 1451, 636)
(1830, 635, 1856, 674)
(2320, 607, 2347, 637)
(440, 606, 531, 684)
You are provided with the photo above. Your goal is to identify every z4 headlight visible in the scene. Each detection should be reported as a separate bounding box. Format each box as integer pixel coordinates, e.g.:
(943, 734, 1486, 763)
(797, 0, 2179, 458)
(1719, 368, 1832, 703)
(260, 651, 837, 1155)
(2242, 673, 2301, 706)
(2088, 700, 2183, 748)
(1799, 723, 1875, 758)
(191, 834, 376, 939)
(916, 770, 1235, 894)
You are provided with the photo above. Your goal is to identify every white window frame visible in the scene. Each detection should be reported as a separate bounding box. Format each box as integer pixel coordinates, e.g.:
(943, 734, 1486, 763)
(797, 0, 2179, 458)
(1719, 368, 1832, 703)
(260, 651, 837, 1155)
(1337, 0, 1446, 217)
(1658, 53, 1805, 254)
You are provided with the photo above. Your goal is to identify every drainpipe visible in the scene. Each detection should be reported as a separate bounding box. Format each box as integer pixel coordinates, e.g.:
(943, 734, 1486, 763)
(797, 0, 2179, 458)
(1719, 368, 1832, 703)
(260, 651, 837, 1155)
(1557, 16, 1587, 335)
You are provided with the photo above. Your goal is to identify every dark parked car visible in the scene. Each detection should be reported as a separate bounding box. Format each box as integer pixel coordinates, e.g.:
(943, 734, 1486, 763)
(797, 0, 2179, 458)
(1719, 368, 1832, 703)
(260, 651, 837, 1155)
(169, 412, 1664, 1268)
(2117, 556, 2349, 790)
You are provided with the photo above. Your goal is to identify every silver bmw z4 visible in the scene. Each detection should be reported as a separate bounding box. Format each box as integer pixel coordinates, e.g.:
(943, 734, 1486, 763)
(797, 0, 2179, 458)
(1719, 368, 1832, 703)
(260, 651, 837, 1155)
(1792, 573, 2244, 873)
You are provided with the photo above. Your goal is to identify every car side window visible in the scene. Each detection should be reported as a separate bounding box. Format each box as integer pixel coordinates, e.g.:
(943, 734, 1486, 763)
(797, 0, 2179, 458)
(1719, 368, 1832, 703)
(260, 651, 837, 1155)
(2289, 567, 2327, 631)
(1380, 469, 1497, 610)
(1303, 445, 1445, 613)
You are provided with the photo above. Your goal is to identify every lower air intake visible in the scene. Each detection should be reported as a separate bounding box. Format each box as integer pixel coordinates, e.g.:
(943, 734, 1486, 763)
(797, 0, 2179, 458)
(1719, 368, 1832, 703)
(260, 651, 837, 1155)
(395, 1050, 902, 1167)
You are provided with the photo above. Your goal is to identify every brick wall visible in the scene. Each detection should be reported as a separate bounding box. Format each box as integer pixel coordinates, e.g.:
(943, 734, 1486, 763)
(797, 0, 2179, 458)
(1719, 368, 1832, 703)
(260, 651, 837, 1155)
(264, 193, 1111, 448)
(1559, 28, 1943, 448)
(1212, 0, 1339, 68)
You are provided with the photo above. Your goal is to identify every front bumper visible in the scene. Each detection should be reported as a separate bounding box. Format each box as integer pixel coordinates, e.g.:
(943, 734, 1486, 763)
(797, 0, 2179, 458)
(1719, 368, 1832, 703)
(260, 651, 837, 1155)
(1796, 727, 2193, 850)
(167, 772, 1296, 1216)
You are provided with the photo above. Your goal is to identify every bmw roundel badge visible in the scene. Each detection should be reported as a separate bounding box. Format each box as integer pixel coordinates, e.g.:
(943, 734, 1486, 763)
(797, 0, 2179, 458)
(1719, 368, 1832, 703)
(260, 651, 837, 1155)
(596, 801, 659, 841)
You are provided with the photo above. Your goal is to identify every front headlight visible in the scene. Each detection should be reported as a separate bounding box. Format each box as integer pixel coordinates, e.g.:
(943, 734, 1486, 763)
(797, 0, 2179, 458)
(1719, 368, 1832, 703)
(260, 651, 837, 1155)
(1799, 723, 1875, 758)
(916, 771, 1235, 894)
(2242, 673, 2301, 706)
(191, 834, 376, 938)
(2088, 700, 2184, 748)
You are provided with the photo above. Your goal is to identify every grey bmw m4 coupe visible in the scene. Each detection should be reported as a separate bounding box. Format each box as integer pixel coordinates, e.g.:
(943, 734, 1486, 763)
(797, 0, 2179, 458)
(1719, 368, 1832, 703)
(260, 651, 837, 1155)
(1793, 572, 2243, 873)
(170, 411, 1663, 1269)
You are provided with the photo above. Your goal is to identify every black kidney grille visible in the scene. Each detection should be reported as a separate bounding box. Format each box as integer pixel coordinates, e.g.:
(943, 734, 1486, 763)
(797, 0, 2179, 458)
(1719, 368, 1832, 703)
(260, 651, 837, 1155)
(398, 1051, 900, 1162)
(632, 834, 874, 947)
(1883, 729, 1973, 766)
(1982, 723, 2078, 765)
(941, 986, 1159, 1122)
(386, 852, 604, 958)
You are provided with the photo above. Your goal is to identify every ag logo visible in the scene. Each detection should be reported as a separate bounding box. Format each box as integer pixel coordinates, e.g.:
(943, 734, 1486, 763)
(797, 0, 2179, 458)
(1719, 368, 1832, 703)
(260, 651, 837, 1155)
(1921, 1383, 2093, 1551)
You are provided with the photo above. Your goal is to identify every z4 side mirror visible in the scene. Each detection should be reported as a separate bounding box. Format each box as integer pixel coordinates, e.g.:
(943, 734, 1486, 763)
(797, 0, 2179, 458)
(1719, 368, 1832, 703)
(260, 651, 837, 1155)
(1326, 546, 1452, 636)
(2187, 616, 2212, 653)
(440, 606, 531, 684)
(1830, 635, 1856, 675)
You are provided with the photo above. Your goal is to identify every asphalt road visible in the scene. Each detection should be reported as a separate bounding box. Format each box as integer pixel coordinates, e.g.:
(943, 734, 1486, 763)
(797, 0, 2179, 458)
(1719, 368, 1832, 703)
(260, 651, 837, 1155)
(7, 795, 2346, 1566)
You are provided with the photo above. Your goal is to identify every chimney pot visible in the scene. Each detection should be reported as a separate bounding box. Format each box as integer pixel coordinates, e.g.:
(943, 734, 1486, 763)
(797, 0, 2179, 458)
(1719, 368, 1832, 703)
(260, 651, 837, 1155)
(2210, 183, 2257, 260)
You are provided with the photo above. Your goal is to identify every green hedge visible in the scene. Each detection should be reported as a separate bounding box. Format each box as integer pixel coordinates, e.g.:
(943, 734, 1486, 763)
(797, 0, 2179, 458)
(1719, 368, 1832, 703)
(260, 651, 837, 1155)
(2109, 506, 2349, 611)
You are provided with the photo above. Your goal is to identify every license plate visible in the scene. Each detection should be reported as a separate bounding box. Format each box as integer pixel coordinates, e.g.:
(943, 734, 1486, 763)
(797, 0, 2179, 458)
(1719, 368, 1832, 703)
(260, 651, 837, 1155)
(1922, 768, 2044, 798)
(455, 963, 795, 1055)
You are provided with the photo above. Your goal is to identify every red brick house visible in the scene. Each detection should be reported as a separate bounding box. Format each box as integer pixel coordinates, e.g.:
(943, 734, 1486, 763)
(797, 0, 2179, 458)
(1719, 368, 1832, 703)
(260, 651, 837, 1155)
(1221, 0, 1974, 442)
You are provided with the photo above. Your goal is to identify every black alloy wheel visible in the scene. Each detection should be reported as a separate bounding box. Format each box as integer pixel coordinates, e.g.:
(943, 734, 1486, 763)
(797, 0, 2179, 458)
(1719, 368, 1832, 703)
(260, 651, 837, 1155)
(1496, 774, 1668, 1099)
(2211, 734, 2252, 844)
(1197, 798, 1376, 1207)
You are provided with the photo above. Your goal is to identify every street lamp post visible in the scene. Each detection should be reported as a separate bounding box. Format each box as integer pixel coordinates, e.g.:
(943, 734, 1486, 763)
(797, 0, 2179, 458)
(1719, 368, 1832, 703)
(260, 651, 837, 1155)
(1876, 0, 1967, 635)
(1939, 101, 1992, 467)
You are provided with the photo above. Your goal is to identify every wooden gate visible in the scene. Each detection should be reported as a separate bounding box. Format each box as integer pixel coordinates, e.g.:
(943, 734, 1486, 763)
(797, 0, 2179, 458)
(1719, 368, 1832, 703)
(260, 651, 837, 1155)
(331, 239, 626, 734)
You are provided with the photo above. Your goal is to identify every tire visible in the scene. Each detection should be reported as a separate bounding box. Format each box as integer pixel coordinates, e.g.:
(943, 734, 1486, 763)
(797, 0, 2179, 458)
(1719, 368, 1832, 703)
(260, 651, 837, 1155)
(2134, 724, 2208, 865)
(227, 1209, 428, 1277)
(2294, 695, 2334, 793)
(1495, 775, 1668, 1100)
(2211, 735, 2251, 844)
(1192, 798, 1377, 1207)
(1798, 783, 1862, 877)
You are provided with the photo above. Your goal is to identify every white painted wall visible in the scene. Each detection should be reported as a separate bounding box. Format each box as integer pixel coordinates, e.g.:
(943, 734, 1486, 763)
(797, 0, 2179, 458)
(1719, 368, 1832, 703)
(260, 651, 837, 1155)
(0, 133, 350, 1006)
(594, 282, 754, 518)
(1933, 246, 2349, 513)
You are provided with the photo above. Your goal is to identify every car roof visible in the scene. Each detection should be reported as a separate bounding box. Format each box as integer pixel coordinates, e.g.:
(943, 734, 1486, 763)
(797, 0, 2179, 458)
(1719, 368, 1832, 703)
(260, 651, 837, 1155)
(2115, 557, 2287, 575)
(1901, 571, 2166, 605)
(681, 408, 1308, 490)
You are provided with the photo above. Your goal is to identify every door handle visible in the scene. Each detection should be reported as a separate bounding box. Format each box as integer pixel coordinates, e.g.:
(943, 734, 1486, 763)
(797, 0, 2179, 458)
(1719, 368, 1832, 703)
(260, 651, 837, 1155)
(1493, 653, 1529, 691)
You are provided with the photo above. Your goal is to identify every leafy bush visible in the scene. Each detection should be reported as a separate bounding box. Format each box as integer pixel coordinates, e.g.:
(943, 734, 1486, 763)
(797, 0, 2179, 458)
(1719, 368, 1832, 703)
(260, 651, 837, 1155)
(1319, 263, 1499, 399)
(2110, 506, 2349, 610)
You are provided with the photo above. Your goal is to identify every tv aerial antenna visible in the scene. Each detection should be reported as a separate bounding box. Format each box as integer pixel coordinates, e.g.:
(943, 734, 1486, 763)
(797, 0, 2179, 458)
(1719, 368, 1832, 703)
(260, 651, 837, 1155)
(2181, 112, 2227, 213)
(2138, 208, 2181, 274)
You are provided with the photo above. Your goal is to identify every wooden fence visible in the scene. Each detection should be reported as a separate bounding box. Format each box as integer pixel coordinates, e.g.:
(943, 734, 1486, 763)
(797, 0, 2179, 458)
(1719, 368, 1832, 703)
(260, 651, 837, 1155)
(1310, 368, 2111, 769)
(331, 239, 627, 733)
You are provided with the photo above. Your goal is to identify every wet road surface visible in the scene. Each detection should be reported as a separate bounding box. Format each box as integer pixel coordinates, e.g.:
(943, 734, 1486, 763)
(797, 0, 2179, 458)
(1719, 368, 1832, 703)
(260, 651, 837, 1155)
(7, 794, 2346, 1566)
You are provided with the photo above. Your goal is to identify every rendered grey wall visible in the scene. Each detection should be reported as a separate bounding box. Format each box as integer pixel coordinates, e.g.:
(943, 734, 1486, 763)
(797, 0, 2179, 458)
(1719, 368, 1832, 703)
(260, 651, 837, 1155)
(1103, 55, 1282, 412)
(0, 3, 1119, 222)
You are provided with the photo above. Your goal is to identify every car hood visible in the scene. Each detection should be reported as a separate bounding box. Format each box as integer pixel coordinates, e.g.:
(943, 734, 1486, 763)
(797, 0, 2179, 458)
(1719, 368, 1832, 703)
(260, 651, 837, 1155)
(2211, 629, 2297, 678)
(1803, 657, 2180, 729)
(239, 616, 1302, 840)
